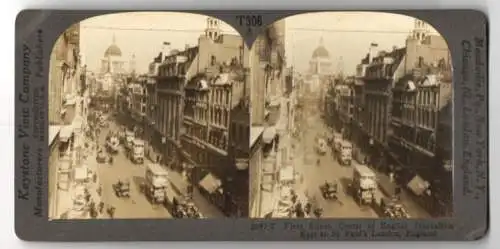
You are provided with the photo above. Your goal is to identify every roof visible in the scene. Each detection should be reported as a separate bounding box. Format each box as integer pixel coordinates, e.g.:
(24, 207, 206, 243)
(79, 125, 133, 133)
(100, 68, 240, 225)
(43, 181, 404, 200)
(147, 164, 168, 176)
(312, 45, 330, 58)
(353, 164, 376, 176)
(366, 48, 406, 78)
(104, 44, 122, 57)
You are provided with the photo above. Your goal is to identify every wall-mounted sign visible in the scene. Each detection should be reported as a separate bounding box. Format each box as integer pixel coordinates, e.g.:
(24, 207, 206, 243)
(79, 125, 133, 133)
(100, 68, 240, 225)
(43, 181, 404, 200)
(235, 159, 248, 171)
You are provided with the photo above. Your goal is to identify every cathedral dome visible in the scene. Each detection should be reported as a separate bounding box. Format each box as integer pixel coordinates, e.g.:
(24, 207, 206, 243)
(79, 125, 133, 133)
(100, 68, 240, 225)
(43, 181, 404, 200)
(311, 37, 330, 59)
(104, 35, 122, 57)
(312, 46, 330, 58)
(104, 44, 122, 57)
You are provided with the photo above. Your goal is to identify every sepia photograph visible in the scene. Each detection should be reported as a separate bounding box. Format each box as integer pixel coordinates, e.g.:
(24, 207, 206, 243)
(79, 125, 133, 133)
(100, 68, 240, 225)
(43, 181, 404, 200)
(249, 12, 453, 219)
(48, 12, 250, 220)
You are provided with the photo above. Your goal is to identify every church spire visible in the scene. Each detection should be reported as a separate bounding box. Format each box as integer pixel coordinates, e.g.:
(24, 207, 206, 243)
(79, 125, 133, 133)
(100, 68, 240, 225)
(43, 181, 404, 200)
(319, 36, 324, 46)
(112, 34, 116, 44)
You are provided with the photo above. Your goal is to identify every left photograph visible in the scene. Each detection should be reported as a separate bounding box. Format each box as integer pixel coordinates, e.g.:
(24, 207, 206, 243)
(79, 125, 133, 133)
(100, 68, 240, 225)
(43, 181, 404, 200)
(48, 12, 250, 220)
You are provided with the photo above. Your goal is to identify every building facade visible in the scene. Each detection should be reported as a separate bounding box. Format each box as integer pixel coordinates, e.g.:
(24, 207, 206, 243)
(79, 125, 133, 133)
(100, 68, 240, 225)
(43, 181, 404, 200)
(156, 56, 186, 170)
(359, 46, 406, 172)
(142, 17, 249, 217)
(348, 18, 453, 216)
(248, 20, 288, 218)
(390, 67, 452, 216)
(48, 23, 84, 219)
(130, 76, 147, 128)
(48, 23, 81, 126)
(144, 61, 161, 161)
(336, 77, 355, 139)
(100, 35, 126, 75)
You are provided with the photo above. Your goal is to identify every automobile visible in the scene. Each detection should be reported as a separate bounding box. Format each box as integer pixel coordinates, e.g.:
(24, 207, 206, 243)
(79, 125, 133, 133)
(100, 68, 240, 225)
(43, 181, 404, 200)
(320, 180, 339, 200)
(96, 150, 108, 164)
(379, 197, 411, 219)
(113, 179, 130, 198)
(316, 138, 328, 155)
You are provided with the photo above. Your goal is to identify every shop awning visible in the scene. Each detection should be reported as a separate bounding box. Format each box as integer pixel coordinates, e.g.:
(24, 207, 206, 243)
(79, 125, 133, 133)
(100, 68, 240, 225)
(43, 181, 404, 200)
(279, 166, 295, 183)
(250, 126, 265, 148)
(235, 158, 249, 171)
(74, 167, 88, 182)
(407, 175, 430, 196)
(262, 126, 277, 144)
(59, 125, 74, 142)
(64, 95, 77, 106)
(199, 173, 222, 194)
(59, 160, 71, 171)
(49, 125, 62, 146)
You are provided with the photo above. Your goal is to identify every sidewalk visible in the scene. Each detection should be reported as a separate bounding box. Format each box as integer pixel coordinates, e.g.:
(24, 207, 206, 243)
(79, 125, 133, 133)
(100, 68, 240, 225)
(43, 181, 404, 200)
(375, 170, 430, 218)
(167, 169, 226, 218)
(58, 133, 105, 219)
(258, 150, 279, 218)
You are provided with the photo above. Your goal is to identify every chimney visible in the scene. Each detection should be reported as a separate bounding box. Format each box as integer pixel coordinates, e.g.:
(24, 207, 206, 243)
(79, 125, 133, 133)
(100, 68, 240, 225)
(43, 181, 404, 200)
(161, 42, 171, 62)
(185, 44, 190, 50)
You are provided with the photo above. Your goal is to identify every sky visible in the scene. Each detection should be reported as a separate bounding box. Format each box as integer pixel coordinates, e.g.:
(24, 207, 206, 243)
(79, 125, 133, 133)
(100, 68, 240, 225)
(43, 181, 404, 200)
(79, 12, 239, 73)
(75, 11, 444, 75)
(283, 12, 442, 75)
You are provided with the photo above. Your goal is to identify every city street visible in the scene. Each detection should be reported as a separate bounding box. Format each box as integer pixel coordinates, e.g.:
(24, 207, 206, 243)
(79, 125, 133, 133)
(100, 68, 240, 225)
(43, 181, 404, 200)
(91, 118, 172, 219)
(107, 115, 226, 218)
(291, 98, 378, 218)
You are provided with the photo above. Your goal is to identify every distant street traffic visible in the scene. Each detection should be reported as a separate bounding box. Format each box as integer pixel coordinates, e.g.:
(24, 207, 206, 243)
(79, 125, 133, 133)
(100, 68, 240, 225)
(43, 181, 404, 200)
(92, 117, 172, 219)
(291, 97, 378, 218)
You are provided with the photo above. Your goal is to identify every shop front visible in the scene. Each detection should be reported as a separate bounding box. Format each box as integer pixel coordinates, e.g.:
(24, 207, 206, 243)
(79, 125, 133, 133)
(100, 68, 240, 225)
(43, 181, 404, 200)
(198, 172, 225, 213)
(262, 126, 279, 157)
(58, 125, 75, 157)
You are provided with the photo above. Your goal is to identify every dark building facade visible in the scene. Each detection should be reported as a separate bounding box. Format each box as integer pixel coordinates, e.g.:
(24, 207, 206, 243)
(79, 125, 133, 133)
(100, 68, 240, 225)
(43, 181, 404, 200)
(390, 66, 452, 216)
(156, 55, 186, 170)
(359, 47, 406, 171)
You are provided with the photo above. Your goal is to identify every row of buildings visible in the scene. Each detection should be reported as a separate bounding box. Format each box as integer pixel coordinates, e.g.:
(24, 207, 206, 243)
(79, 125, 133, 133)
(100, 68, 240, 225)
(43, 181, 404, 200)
(117, 17, 297, 218)
(48, 23, 92, 218)
(247, 20, 299, 218)
(325, 20, 453, 217)
(118, 18, 251, 217)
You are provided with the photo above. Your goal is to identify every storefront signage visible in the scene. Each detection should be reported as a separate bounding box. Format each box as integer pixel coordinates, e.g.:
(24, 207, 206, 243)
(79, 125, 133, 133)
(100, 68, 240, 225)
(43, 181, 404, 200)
(235, 158, 248, 170)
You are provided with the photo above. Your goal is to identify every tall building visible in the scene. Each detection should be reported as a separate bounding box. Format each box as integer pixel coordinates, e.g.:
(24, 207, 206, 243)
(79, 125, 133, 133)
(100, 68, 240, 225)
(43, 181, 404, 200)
(155, 45, 187, 170)
(48, 23, 81, 126)
(249, 20, 287, 218)
(100, 35, 126, 75)
(309, 37, 333, 76)
(48, 23, 82, 218)
(306, 37, 333, 94)
(390, 62, 452, 216)
(147, 18, 249, 216)
(350, 18, 452, 217)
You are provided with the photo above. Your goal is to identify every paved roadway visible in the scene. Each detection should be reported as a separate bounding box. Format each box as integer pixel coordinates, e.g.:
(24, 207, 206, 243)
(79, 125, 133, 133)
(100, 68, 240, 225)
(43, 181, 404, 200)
(92, 116, 172, 219)
(291, 97, 378, 218)
(106, 113, 226, 218)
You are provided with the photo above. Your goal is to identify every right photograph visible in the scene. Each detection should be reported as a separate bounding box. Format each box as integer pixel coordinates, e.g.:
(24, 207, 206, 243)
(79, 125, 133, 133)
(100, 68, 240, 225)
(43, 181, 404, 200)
(249, 12, 453, 219)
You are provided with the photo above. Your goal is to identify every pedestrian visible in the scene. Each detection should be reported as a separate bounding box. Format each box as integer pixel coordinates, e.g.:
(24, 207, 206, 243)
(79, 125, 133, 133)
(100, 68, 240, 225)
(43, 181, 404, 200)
(93, 172, 97, 183)
(98, 201, 104, 214)
(89, 203, 98, 219)
(107, 206, 115, 219)
(97, 184, 102, 196)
